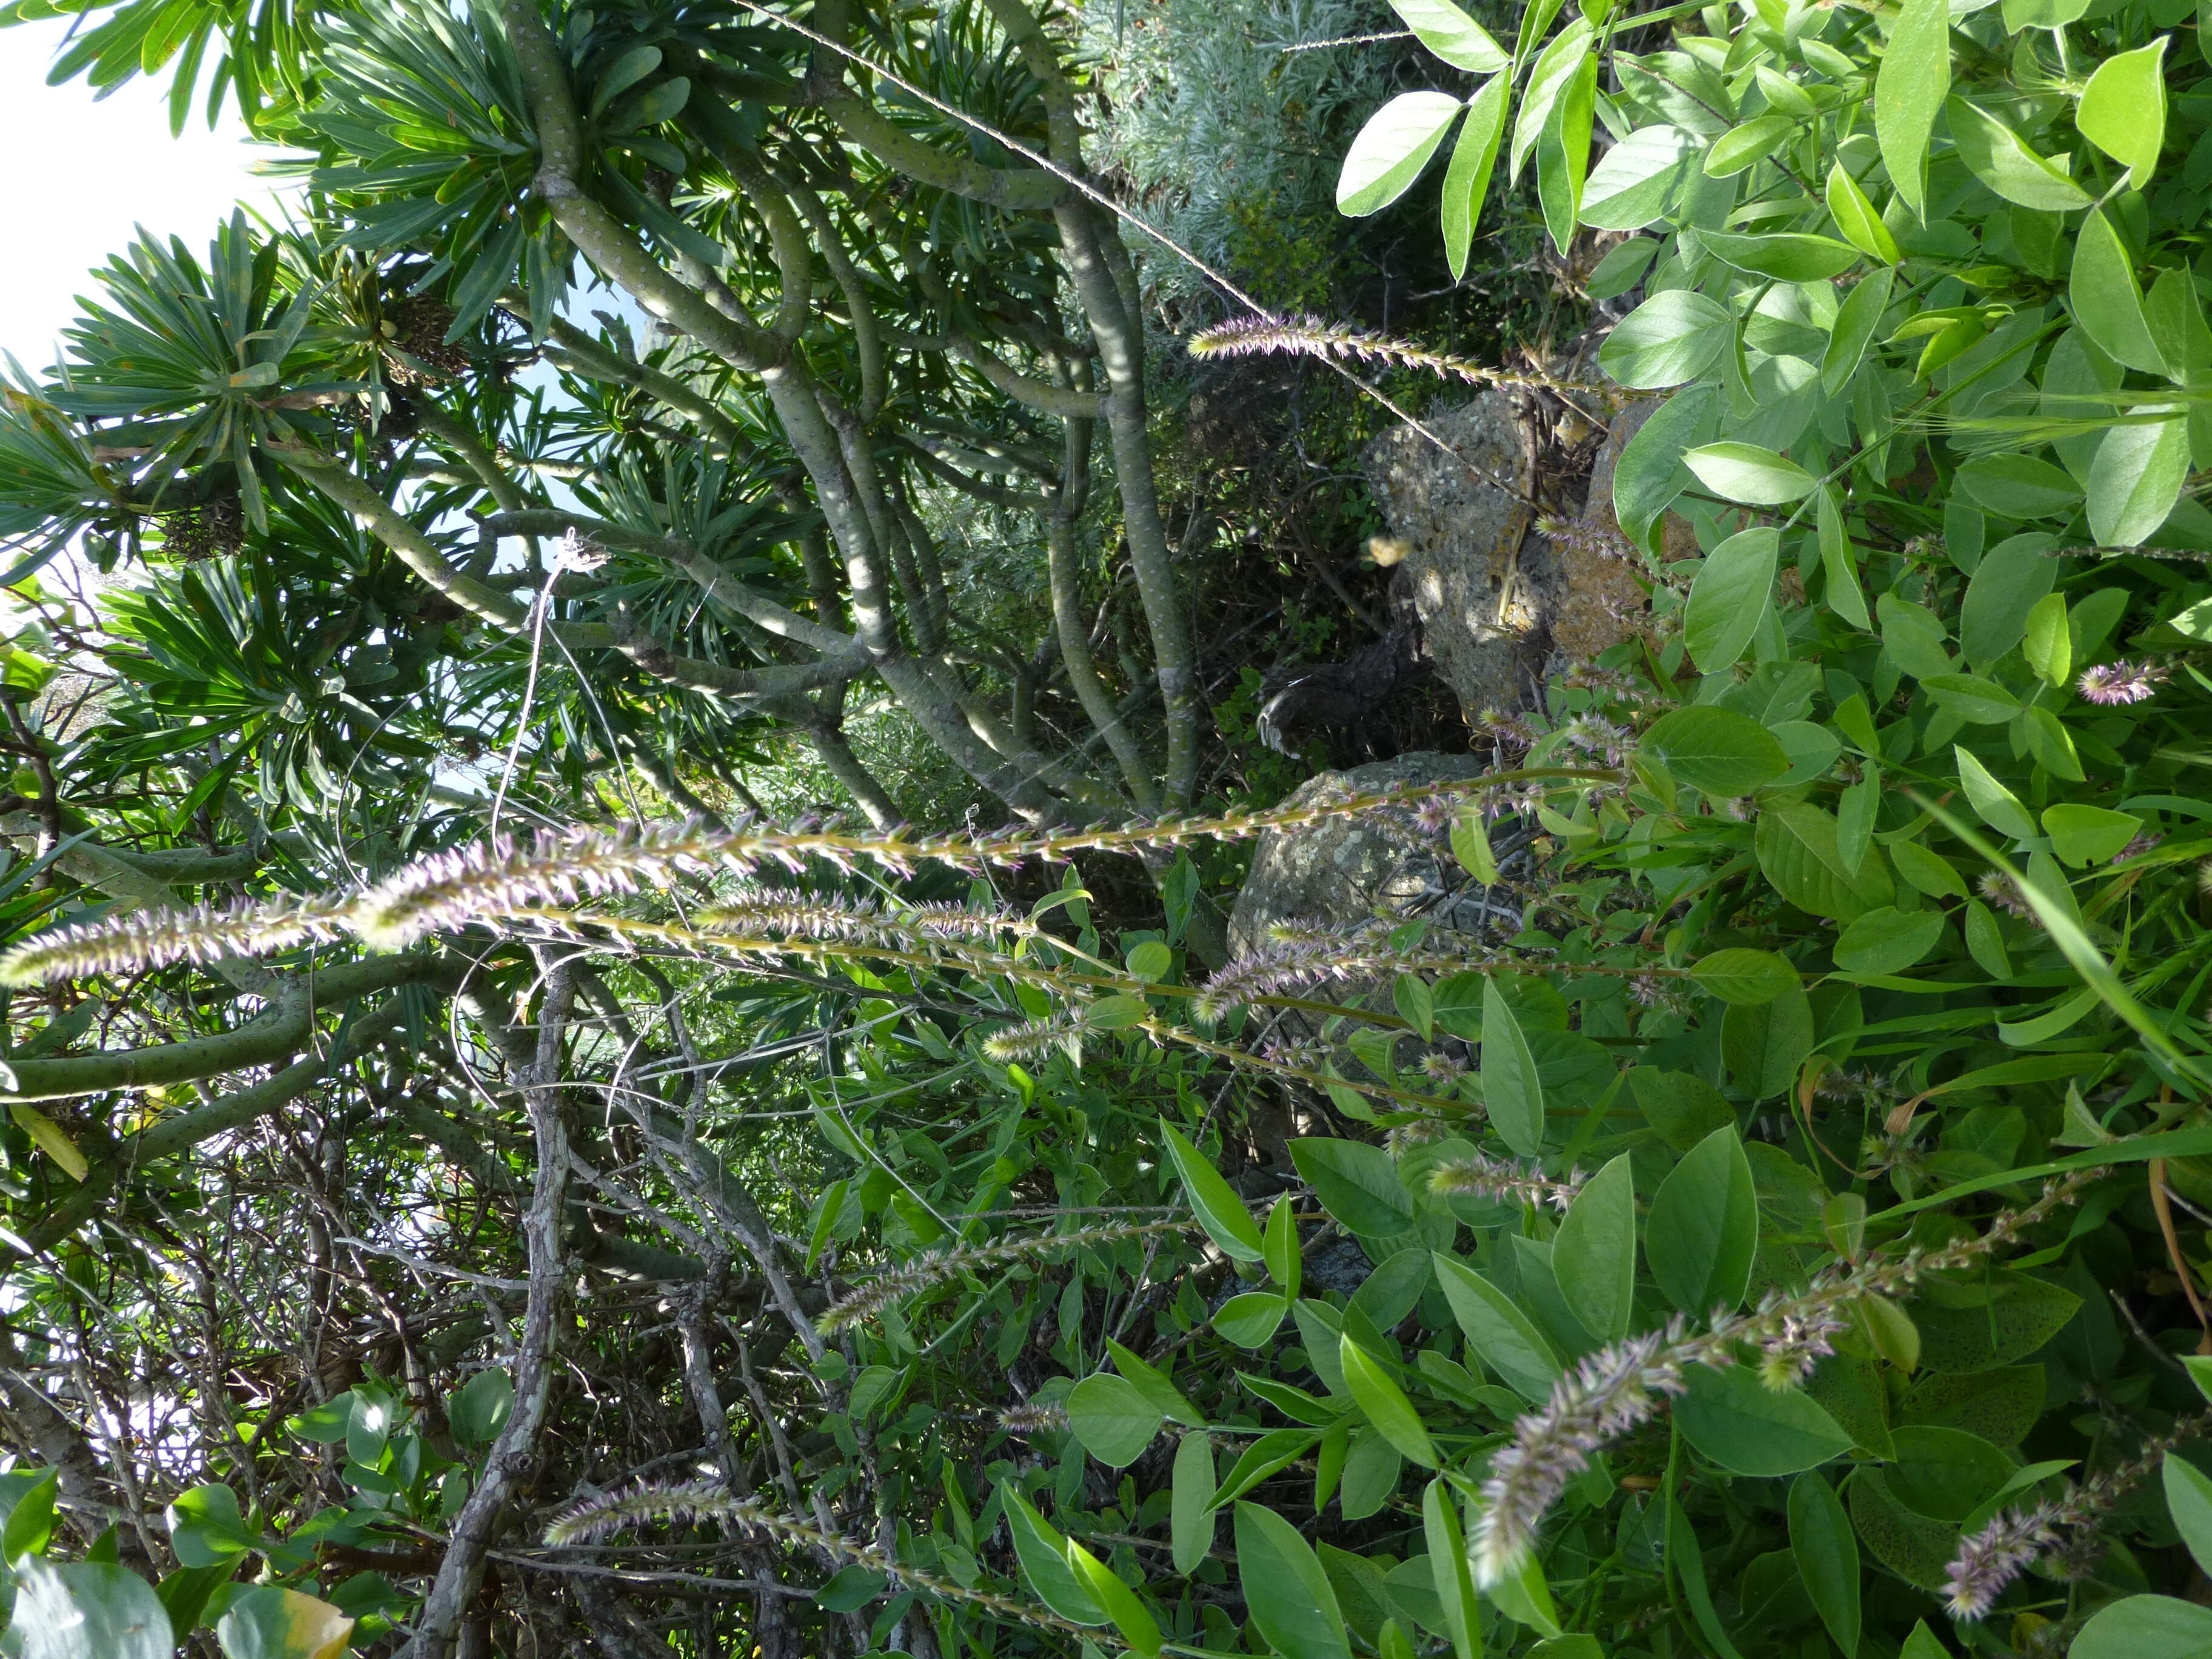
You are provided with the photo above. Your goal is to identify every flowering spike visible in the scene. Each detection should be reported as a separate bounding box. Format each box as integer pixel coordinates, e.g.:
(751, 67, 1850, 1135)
(1188, 315, 1610, 397)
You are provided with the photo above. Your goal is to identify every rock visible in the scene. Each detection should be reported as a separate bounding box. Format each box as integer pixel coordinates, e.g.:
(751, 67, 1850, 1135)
(1364, 392, 1555, 723)
(1228, 750, 1493, 956)
(1364, 386, 1674, 714)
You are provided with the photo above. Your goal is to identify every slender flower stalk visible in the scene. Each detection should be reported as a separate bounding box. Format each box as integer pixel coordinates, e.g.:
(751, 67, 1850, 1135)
(694, 892, 1034, 947)
(545, 1481, 1090, 1635)
(1946, 1407, 2212, 1618)
(0, 770, 1618, 986)
(818, 1218, 1200, 1332)
(1189, 315, 1611, 397)
(1428, 1152, 1586, 1210)
(1470, 1173, 2090, 1586)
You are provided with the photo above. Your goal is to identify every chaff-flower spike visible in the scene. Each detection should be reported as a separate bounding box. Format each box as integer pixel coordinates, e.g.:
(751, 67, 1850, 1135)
(0, 770, 1615, 985)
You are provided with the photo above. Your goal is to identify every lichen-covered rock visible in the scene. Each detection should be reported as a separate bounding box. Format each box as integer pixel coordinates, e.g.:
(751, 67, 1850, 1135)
(1364, 388, 1671, 714)
(1228, 751, 1491, 956)
(1364, 392, 1557, 723)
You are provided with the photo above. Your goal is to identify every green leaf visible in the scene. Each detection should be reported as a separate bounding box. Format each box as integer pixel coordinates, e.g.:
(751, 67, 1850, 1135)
(1601, 289, 1731, 388)
(2074, 1597, 2212, 1659)
(1386, 0, 1508, 71)
(1614, 383, 1715, 541)
(1235, 1503, 1355, 1659)
(1756, 802, 1891, 921)
(1696, 230, 1862, 281)
(2077, 38, 2170, 192)
(448, 1368, 513, 1449)
(1815, 481, 1872, 628)
(2043, 803, 2143, 866)
(1067, 1540, 1164, 1657)
(1441, 76, 1510, 280)
(214, 1586, 357, 1659)
(1959, 532, 2061, 666)
(1001, 1486, 1105, 1624)
(1952, 748, 2037, 840)
(1722, 986, 1814, 1100)
(1432, 1252, 1563, 1400)
(1264, 1193, 1302, 1298)
(1581, 125, 1700, 230)
(1684, 527, 1779, 671)
(1171, 1433, 1216, 1574)
(1127, 939, 1173, 980)
(1704, 114, 1798, 178)
(1955, 455, 2082, 521)
(1215, 1292, 1290, 1347)
(2088, 414, 2190, 547)
(2024, 592, 2073, 686)
(12, 1560, 174, 1659)
(1646, 1125, 1757, 1314)
(2166, 1453, 2212, 1578)
(1946, 98, 2090, 209)
(166, 1481, 255, 1569)
(2071, 209, 2167, 375)
(1480, 975, 1546, 1156)
(1922, 673, 2022, 725)
(1339, 92, 1466, 216)
(1834, 907, 1946, 975)
(1690, 948, 1799, 1006)
(1553, 1154, 1636, 1340)
(0, 1469, 55, 1560)
(1159, 1122, 1264, 1261)
(1291, 1138, 1417, 1236)
(1589, 237, 1658, 302)
(1677, 1365, 1852, 1475)
(1450, 806, 1499, 885)
(1424, 1481, 1481, 1659)
(1105, 1338, 1204, 1428)
(815, 1565, 890, 1613)
(1067, 1373, 1162, 1467)
(1910, 1271, 2081, 1373)
(1823, 267, 1895, 400)
(1890, 842, 1966, 902)
(1825, 163, 1902, 264)
(1682, 444, 1817, 505)
(1536, 52, 1597, 256)
(1640, 705, 1789, 796)
(1789, 1473, 1862, 1659)
(1339, 1334, 1438, 1467)
(1874, 0, 1949, 215)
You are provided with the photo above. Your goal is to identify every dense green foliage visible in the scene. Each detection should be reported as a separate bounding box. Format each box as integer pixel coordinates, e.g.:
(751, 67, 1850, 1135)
(4, 0, 2212, 1657)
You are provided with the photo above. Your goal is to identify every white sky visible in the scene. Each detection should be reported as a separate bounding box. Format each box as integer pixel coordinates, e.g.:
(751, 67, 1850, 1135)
(0, 19, 283, 374)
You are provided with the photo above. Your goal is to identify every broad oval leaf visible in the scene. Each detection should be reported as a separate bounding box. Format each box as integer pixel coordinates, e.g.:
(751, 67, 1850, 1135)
(1645, 1125, 1757, 1314)
(1067, 1373, 1162, 1467)
(2077, 38, 2170, 192)
(1946, 98, 2090, 209)
(1387, 0, 1509, 72)
(2071, 208, 2167, 375)
(1691, 948, 1801, 1006)
(1683, 527, 1781, 671)
(1677, 1364, 1852, 1475)
(1235, 1502, 1355, 1659)
(1600, 289, 1731, 388)
(2074, 1597, 2212, 1659)
(1683, 443, 1817, 506)
(1553, 1154, 1636, 1341)
(1833, 906, 1946, 975)
(1159, 1122, 1264, 1261)
(1873, 0, 1949, 214)
(1697, 229, 1861, 281)
(1789, 1472, 1862, 1659)
(1432, 1252, 1563, 1401)
(1479, 974, 1545, 1157)
(1339, 93, 1466, 216)
(12, 1560, 173, 1659)
(1581, 126, 1700, 229)
(2088, 414, 2190, 548)
(1639, 706, 1789, 796)
(1291, 1138, 1416, 1237)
